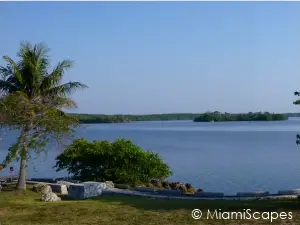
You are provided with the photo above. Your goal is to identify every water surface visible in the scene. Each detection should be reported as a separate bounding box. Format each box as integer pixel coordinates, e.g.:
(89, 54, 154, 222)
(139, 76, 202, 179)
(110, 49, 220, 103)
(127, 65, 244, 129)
(1, 119, 300, 195)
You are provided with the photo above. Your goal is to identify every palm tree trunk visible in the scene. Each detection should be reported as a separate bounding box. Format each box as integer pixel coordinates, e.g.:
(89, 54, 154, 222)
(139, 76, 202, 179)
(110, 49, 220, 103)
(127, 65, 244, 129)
(16, 156, 27, 191)
(16, 126, 29, 192)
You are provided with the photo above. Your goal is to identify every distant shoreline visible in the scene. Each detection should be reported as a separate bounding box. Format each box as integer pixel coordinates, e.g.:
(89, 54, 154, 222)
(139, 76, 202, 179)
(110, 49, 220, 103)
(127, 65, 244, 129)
(69, 112, 293, 124)
(193, 112, 287, 122)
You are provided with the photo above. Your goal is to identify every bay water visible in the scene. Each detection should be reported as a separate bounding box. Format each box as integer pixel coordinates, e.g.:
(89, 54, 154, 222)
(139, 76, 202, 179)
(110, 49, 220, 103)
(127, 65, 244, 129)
(1, 118, 300, 195)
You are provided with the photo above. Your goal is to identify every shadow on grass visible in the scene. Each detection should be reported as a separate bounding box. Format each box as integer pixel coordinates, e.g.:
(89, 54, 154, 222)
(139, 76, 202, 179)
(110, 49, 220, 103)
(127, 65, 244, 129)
(86, 195, 300, 212)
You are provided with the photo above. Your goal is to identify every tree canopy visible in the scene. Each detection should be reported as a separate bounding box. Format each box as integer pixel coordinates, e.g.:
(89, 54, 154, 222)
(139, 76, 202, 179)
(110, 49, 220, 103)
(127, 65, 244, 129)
(55, 138, 173, 185)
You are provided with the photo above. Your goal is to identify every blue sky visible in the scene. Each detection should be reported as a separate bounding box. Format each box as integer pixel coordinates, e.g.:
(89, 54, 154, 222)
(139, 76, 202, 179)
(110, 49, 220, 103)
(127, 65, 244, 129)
(0, 2, 300, 114)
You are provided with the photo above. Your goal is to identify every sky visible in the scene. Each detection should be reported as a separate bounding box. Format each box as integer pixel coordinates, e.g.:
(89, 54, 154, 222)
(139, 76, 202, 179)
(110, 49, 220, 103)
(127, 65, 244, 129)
(0, 2, 300, 114)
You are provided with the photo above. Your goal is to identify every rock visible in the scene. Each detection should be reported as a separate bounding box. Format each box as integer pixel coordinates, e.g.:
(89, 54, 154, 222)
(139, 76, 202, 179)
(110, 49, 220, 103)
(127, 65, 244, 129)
(49, 183, 68, 195)
(162, 181, 171, 189)
(68, 182, 106, 199)
(185, 187, 196, 195)
(197, 188, 204, 192)
(68, 184, 84, 199)
(176, 182, 186, 192)
(83, 181, 106, 190)
(58, 184, 68, 195)
(57, 181, 73, 189)
(169, 182, 176, 190)
(41, 192, 61, 202)
(33, 183, 52, 194)
(151, 180, 162, 188)
(168, 182, 187, 192)
(185, 183, 192, 189)
(83, 182, 105, 197)
(184, 183, 196, 195)
(104, 181, 114, 189)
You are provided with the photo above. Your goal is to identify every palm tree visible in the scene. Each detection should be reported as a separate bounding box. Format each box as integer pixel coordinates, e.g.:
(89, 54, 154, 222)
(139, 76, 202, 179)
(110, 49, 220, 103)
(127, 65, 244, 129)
(0, 41, 88, 191)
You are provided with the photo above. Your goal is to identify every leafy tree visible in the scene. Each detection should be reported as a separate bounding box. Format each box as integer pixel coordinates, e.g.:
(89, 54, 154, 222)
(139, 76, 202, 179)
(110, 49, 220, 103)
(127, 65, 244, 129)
(55, 138, 172, 185)
(0, 41, 87, 191)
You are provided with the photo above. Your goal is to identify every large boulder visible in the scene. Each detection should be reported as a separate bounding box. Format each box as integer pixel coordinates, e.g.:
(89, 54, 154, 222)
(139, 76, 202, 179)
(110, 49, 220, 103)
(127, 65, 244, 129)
(184, 183, 196, 195)
(57, 180, 73, 189)
(150, 180, 162, 188)
(41, 192, 61, 202)
(162, 181, 171, 189)
(61, 185, 68, 195)
(170, 182, 186, 192)
(68, 182, 106, 199)
(105, 181, 114, 189)
(33, 183, 52, 194)
(50, 183, 68, 195)
(68, 184, 84, 199)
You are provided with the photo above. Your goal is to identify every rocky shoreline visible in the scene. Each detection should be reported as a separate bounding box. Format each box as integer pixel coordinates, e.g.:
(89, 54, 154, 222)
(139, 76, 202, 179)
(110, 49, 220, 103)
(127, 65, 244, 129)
(22, 178, 300, 202)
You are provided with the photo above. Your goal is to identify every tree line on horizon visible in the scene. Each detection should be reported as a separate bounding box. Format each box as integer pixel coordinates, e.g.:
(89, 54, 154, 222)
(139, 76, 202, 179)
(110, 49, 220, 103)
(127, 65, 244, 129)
(70, 111, 291, 123)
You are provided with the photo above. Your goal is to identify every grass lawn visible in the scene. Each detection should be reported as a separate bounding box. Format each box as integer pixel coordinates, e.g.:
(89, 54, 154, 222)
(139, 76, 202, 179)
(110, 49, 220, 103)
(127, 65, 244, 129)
(1, 185, 300, 224)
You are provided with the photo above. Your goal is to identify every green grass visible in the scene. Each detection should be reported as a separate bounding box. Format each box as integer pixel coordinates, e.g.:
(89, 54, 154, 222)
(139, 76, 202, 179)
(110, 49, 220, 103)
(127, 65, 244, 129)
(1, 185, 300, 224)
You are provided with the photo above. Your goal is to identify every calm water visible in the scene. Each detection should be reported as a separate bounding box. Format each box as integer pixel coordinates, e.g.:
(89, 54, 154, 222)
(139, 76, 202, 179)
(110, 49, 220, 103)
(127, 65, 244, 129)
(1, 118, 300, 195)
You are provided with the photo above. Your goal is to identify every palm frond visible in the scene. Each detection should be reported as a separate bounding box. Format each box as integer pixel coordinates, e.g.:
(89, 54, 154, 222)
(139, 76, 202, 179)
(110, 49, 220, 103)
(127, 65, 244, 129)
(0, 65, 13, 79)
(2, 56, 23, 85)
(40, 95, 78, 109)
(0, 80, 18, 95)
(33, 43, 51, 78)
(15, 42, 51, 97)
(54, 97, 78, 109)
(46, 82, 88, 97)
(40, 60, 73, 92)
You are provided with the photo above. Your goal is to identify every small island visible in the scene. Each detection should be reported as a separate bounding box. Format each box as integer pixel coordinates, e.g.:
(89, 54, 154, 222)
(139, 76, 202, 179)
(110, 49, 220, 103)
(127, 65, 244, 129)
(193, 112, 288, 122)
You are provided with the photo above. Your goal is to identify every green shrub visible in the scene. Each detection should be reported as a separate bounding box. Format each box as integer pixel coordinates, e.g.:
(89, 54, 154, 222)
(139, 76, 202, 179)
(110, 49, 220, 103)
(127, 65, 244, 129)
(55, 138, 172, 186)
